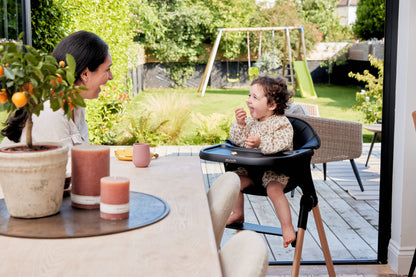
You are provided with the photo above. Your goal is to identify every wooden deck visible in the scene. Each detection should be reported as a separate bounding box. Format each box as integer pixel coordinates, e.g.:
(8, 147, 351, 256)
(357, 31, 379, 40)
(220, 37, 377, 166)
(0, 143, 379, 264)
(152, 142, 381, 263)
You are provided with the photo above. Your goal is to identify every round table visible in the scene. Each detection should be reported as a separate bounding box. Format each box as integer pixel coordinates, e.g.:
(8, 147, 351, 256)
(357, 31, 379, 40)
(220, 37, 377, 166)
(364, 124, 382, 167)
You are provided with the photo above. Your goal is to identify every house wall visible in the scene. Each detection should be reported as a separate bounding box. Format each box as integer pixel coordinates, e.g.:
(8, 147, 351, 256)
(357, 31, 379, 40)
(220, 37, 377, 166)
(389, 0, 416, 274)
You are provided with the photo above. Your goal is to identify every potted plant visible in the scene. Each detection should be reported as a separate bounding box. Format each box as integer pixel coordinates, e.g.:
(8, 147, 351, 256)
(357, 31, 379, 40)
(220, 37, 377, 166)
(0, 38, 85, 218)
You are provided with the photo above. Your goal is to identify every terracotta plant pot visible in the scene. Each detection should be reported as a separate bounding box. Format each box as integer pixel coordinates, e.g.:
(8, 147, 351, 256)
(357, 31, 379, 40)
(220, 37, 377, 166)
(0, 142, 68, 218)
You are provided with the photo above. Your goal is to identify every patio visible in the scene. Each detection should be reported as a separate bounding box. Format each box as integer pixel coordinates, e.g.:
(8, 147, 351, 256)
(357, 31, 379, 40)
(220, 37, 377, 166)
(153, 142, 381, 263)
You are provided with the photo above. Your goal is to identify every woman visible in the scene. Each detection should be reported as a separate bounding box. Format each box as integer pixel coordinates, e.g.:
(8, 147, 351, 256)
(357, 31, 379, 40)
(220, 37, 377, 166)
(0, 31, 113, 147)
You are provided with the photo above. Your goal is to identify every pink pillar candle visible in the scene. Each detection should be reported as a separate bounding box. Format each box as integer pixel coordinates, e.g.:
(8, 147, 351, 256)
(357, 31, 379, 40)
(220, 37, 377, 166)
(100, 176, 130, 220)
(71, 145, 110, 209)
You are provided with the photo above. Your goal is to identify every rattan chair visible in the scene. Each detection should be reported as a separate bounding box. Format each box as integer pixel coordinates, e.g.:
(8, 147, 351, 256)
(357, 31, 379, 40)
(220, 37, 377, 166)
(286, 103, 364, 191)
(293, 102, 320, 117)
(293, 115, 364, 191)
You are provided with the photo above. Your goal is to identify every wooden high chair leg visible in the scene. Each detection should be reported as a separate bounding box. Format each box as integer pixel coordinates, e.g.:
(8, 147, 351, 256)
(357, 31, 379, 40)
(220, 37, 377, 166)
(291, 228, 305, 277)
(313, 204, 336, 277)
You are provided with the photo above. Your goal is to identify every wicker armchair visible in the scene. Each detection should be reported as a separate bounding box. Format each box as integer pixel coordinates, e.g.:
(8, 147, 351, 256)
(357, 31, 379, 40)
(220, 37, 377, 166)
(294, 115, 364, 191)
(294, 102, 320, 117)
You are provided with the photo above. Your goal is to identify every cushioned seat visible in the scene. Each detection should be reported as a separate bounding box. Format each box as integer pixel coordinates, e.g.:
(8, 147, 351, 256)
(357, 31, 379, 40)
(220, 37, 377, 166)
(219, 230, 268, 277)
(207, 172, 240, 248)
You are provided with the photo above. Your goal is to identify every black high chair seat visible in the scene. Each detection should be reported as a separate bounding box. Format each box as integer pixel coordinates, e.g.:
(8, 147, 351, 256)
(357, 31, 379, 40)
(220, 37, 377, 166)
(199, 116, 336, 277)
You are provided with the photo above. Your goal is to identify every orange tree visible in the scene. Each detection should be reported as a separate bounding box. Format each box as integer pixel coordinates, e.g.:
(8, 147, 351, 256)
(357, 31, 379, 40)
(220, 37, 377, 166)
(0, 39, 85, 148)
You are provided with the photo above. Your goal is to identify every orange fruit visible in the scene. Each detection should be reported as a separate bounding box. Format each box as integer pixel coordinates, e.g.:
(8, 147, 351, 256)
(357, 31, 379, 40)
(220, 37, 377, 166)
(0, 65, 4, 77)
(62, 97, 74, 110)
(21, 83, 34, 95)
(0, 89, 8, 104)
(51, 73, 63, 86)
(56, 73, 63, 84)
(11, 92, 27, 107)
(59, 61, 66, 67)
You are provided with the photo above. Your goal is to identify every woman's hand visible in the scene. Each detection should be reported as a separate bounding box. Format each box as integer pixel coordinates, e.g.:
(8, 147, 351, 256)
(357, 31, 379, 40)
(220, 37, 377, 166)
(235, 108, 247, 126)
(245, 135, 260, 149)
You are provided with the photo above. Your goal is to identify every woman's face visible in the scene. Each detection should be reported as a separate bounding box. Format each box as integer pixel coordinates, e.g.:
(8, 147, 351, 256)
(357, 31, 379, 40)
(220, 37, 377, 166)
(78, 51, 113, 99)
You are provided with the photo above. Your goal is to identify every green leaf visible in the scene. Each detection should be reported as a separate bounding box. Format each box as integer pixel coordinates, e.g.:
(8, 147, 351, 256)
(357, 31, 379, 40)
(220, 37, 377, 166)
(45, 55, 58, 66)
(3, 67, 15, 79)
(66, 71, 75, 85)
(32, 103, 44, 116)
(50, 97, 62, 111)
(25, 53, 39, 65)
(73, 94, 86, 107)
(66, 54, 76, 71)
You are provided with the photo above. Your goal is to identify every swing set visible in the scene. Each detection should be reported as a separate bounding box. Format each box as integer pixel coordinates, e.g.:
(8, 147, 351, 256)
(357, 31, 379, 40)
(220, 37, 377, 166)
(199, 26, 317, 99)
(225, 32, 240, 83)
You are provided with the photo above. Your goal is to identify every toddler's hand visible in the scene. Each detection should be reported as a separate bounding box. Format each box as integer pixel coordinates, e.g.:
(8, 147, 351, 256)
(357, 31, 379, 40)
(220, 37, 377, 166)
(235, 108, 247, 126)
(245, 135, 260, 149)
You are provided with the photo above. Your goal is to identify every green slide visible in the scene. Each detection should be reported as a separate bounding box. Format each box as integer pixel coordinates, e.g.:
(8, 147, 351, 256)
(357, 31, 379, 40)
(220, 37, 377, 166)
(293, 60, 317, 98)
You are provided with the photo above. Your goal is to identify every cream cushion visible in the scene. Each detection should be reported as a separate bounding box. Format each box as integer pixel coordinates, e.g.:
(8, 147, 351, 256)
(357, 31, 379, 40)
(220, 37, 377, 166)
(220, 230, 268, 277)
(207, 172, 240, 248)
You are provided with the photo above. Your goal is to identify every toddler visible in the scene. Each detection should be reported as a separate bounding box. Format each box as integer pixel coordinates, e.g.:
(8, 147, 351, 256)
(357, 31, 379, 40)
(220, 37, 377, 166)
(226, 75, 296, 248)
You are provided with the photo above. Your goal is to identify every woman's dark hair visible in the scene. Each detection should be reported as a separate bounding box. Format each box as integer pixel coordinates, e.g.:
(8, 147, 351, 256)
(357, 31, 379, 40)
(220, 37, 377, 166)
(52, 30, 109, 81)
(1, 109, 29, 142)
(251, 75, 293, 115)
(1, 31, 108, 142)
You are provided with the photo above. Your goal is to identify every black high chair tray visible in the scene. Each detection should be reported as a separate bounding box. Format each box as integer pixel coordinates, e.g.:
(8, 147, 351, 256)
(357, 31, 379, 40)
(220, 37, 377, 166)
(199, 140, 302, 166)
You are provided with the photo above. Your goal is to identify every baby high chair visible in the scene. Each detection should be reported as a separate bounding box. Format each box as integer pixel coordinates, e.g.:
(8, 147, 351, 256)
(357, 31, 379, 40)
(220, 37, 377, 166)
(199, 116, 335, 277)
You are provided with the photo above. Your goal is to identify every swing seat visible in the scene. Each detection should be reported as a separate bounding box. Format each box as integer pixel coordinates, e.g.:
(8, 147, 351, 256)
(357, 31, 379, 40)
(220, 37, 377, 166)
(226, 73, 240, 83)
(227, 78, 240, 83)
(248, 67, 259, 81)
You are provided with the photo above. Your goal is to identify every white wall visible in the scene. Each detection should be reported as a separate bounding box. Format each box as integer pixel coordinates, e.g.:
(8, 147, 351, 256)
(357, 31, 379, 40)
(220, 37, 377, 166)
(389, 0, 416, 274)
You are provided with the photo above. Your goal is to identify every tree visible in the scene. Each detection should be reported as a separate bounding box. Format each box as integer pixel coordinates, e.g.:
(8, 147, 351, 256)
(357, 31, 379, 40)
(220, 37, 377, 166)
(296, 0, 352, 42)
(353, 0, 385, 40)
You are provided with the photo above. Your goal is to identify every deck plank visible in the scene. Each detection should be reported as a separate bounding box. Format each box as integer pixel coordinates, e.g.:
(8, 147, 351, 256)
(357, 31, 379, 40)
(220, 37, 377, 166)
(176, 143, 379, 262)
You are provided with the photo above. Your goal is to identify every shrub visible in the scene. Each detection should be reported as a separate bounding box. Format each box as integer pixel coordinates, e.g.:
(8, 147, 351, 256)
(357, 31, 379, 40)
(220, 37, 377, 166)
(254, 51, 283, 75)
(348, 55, 383, 123)
(60, 0, 136, 144)
(186, 113, 233, 145)
(31, 0, 70, 53)
(86, 86, 130, 145)
(115, 111, 170, 146)
(116, 93, 194, 145)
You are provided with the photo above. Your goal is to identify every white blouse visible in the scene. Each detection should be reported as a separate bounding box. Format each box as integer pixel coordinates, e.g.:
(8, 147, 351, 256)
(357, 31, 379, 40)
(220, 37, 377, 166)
(0, 101, 89, 148)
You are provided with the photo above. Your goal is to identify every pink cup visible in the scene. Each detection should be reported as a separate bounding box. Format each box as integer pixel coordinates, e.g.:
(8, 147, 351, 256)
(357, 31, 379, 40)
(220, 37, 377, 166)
(133, 143, 151, 167)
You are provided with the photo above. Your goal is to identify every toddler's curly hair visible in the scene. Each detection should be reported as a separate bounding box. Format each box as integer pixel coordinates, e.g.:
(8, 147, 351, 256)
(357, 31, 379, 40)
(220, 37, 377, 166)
(251, 75, 293, 115)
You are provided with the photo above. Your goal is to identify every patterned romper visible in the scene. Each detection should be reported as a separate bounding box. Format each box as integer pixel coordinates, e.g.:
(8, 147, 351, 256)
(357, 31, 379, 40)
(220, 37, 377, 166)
(229, 114, 294, 187)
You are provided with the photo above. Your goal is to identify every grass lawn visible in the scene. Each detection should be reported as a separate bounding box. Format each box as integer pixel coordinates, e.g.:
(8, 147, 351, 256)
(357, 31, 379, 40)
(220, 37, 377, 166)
(132, 84, 374, 142)
(0, 84, 376, 144)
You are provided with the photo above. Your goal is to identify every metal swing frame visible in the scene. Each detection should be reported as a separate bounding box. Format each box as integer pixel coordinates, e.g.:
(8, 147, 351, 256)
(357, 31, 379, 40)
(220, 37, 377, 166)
(199, 26, 307, 96)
